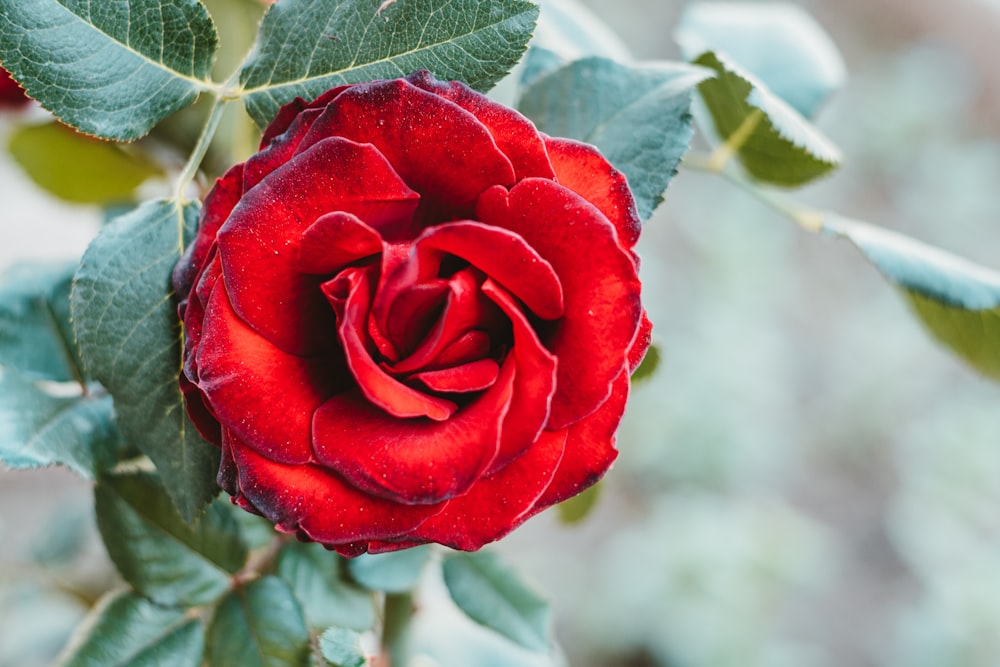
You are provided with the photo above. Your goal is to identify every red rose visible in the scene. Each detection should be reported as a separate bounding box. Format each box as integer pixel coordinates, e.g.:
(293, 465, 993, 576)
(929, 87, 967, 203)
(174, 71, 650, 556)
(0, 68, 30, 109)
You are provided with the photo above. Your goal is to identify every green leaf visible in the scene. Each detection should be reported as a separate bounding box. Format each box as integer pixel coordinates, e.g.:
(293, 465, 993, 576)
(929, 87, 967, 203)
(556, 480, 602, 525)
(675, 2, 844, 119)
(318, 628, 366, 667)
(631, 342, 661, 384)
(518, 57, 707, 220)
(58, 590, 204, 667)
(0, 262, 83, 383)
(0, 370, 125, 479)
(8, 122, 162, 204)
(824, 215, 1000, 381)
(692, 50, 841, 186)
(95, 471, 247, 607)
(71, 200, 220, 521)
(238, 0, 539, 128)
(0, 0, 219, 140)
(276, 542, 375, 631)
(520, 0, 631, 88)
(347, 545, 431, 593)
(206, 576, 310, 667)
(442, 551, 551, 652)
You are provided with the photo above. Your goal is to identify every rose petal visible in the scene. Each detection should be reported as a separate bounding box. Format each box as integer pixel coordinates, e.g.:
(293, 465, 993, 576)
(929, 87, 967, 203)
(218, 137, 419, 355)
(322, 266, 458, 421)
(406, 71, 555, 181)
(172, 164, 244, 299)
(260, 85, 350, 147)
(405, 429, 566, 551)
(532, 371, 628, 511)
(410, 358, 500, 393)
(476, 181, 642, 429)
(298, 211, 384, 275)
(197, 280, 345, 464)
(482, 280, 558, 470)
(224, 430, 447, 545)
(312, 356, 516, 505)
(296, 78, 516, 214)
(426, 330, 492, 370)
(628, 310, 653, 374)
(544, 137, 642, 251)
(245, 108, 324, 192)
(414, 221, 564, 320)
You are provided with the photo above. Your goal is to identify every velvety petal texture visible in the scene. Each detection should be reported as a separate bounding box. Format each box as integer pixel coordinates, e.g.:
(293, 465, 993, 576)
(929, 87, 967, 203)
(174, 71, 650, 555)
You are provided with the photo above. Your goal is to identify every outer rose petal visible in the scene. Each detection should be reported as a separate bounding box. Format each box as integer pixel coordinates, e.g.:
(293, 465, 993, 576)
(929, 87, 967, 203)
(544, 137, 642, 251)
(628, 311, 653, 374)
(406, 70, 555, 181)
(218, 137, 419, 355)
(259, 85, 350, 147)
(476, 180, 642, 429)
(296, 77, 516, 213)
(197, 281, 345, 464)
(172, 164, 244, 300)
(0, 68, 30, 109)
(223, 430, 447, 545)
(312, 357, 516, 505)
(400, 429, 567, 551)
(532, 371, 629, 512)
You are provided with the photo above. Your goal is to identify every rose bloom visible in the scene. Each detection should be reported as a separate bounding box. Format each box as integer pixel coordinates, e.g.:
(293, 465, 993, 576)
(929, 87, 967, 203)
(0, 67, 30, 109)
(174, 71, 650, 556)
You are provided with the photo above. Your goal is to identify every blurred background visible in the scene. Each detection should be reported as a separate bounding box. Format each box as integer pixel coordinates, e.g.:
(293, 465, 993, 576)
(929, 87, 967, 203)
(3, 0, 1000, 666)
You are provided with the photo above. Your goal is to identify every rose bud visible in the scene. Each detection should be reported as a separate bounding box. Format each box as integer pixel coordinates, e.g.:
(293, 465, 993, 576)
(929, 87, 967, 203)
(174, 71, 651, 556)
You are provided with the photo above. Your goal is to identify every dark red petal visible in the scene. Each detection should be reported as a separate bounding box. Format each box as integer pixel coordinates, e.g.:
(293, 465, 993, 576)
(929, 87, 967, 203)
(245, 107, 324, 192)
(406, 429, 567, 551)
(544, 137, 642, 251)
(217, 137, 419, 355)
(179, 373, 221, 447)
(427, 330, 492, 370)
(196, 281, 343, 465)
(312, 356, 516, 505)
(628, 310, 653, 374)
(406, 71, 555, 181)
(532, 371, 628, 511)
(414, 221, 564, 320)
(323, 266, 457, 421)
(260, 85, 351, 147)
(482, 280, 557, 471)
(298, 211, 383, 275)
(476, 181, 642, 429)
(181, 251, 223, 384)
(388, 268, 499, 375)
(410, 358, 500, 393)
(173, 164, 244, 298)
(296, 78, 516, 209)
(225, 431, 446, 544)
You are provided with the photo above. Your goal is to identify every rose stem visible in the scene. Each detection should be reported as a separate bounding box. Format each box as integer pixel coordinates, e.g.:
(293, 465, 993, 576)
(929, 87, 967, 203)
(380, 591, 415, 666)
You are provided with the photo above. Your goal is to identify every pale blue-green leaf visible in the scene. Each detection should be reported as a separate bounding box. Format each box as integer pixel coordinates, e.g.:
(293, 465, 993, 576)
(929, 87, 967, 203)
(276, 541, 375, 631)
(0, 262, 82, 382)
(675, 2, 844, 118)
(520, 0, 631, 87)
(519, 57, 708, 219)
(95, 471, 247, 607)
(58, 590, 204, 667)
(0, 0, 219, 140)
(442, 551, 551, 653)
(693, 50, 841, 186)
(71, 200, 219, 521)
(206, 576, 310, 667)
(319, 628, 366, 667)
(347, 545, 431, 593)
(238, 0, 539, 128)
(824, 215, 1000, 380)
(0, 370, 124, 479)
